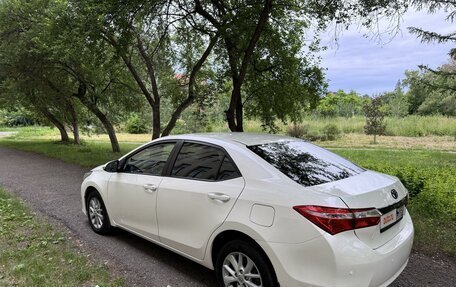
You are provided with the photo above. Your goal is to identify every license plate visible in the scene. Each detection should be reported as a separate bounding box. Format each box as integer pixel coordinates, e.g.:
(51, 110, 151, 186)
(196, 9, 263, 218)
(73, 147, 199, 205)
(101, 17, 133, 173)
(380, 206, 405, 232)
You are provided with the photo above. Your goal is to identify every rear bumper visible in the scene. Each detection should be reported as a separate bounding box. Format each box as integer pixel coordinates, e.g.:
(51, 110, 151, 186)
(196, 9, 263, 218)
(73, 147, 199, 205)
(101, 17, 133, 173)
(258, 211, 414, 287)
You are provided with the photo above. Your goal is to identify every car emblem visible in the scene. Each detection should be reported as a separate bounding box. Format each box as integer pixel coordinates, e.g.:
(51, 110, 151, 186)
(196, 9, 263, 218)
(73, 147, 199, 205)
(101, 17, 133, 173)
(391, 189, 398, 199)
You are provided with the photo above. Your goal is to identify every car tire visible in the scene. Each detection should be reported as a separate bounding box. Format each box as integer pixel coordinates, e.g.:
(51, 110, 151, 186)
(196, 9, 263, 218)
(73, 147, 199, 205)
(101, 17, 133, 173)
(86, 191, 111, 235)
(215, 239, 277, 287)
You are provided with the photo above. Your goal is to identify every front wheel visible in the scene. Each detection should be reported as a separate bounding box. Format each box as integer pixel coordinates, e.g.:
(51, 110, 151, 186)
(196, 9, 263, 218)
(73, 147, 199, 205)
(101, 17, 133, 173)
(86, 192, 111, 234)
(215, 240, 277, 287)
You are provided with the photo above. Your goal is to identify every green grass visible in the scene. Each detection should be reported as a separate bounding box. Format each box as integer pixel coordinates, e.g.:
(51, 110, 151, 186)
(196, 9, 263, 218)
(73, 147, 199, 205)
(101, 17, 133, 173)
(0, 127, 140, 167)
(0, 139, 139, 167)
(0, 187, 124, 286)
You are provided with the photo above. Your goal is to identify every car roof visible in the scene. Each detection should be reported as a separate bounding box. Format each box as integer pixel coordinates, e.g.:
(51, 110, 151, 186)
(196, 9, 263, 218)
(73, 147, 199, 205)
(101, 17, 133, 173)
(161, 132, 298, 146)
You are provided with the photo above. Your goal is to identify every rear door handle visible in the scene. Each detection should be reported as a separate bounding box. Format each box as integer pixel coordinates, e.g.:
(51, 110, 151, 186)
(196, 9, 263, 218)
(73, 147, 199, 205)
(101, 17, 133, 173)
(208, 192, 230, 203)
(143, 184, 158, 193)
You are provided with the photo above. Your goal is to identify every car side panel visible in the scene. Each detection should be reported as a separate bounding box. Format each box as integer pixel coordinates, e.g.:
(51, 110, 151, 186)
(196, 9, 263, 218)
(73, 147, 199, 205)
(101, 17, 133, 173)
(157, 177, 245, 260)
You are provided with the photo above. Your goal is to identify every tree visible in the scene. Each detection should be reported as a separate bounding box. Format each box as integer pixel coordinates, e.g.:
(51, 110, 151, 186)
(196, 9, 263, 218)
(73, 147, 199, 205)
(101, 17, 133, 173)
(403, 70, 428, 114)
(409, 1, 456, 97)
(403, 62, 456, 116)
(192, 0, 409, 131)
(381, 81, 409, 117)
(364, 97, 386, 144)
(73, 0, 220, 139)
(0, 0, 138, 152)
(409, 1, 456, 59)
(317, 90, 367, 117)
(0, 0, 77, 143)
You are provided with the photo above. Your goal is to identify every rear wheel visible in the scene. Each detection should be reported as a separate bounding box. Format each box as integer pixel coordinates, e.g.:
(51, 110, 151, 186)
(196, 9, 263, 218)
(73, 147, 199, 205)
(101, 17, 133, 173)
(86, 192, 111, 234)
(215, 240, 276, 287)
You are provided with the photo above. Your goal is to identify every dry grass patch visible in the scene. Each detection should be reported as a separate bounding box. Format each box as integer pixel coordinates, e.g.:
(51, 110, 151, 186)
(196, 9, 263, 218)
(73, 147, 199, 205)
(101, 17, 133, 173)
(318, 134, 456, 151)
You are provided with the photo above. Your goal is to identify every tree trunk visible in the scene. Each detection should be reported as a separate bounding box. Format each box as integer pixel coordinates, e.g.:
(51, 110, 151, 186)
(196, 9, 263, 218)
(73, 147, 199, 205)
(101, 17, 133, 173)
(73, 83, 120, 153)
(224, 0, 273, 132)
(152, 102, 161, 140)
(82, 101, 120, 152)
(161, 96, 192, 137)
(86, 102, 120, 152)
(68, 102, 80, 145)
(39, 108, 70, 143)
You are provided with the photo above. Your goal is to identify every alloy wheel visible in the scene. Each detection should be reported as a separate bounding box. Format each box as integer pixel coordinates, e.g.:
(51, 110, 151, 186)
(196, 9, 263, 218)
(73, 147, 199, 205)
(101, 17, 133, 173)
(222, 252, 263, 287)
(88, 197, 104, 229)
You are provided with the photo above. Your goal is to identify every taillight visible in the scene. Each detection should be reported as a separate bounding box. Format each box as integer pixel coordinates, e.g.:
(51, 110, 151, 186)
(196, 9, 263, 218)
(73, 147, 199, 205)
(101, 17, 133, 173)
(293, 205, 381, 235)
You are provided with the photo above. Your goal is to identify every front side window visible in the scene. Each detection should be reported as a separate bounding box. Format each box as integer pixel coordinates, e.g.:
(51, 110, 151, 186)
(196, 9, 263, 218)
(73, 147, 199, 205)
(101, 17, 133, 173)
(248, 141, 364, 187)
(171, 142, 240, 181)
(124, 142, 176, 175)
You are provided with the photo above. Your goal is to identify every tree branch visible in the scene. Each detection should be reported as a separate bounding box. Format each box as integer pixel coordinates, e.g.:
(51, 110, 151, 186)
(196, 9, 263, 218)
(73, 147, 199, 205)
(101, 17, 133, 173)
(161, 33, 219, 136)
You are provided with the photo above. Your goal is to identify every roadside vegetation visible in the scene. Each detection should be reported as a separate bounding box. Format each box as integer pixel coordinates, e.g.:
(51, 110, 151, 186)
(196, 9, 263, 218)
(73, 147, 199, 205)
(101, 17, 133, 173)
(0, 187, 123, 286)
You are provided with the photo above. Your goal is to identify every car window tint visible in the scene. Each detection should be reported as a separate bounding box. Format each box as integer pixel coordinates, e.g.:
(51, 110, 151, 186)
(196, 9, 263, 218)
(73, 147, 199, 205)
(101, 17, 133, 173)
(217, 156, 241, 181)
(248, 141, 364, 187)
(124, 143, 175, 175)
(171, 142, 238, 181)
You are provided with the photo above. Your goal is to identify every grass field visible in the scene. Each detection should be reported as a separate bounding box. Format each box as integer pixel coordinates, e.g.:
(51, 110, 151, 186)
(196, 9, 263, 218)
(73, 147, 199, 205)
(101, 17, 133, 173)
(297, 115, 456, 137)
(200, 115, 456, 137)
(0, 187, 123, 286)
(0, 126, 455, 258)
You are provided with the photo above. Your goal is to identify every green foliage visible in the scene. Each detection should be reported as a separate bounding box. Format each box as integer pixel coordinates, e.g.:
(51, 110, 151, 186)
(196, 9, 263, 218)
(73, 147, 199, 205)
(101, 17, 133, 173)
(317, 90, 368, 117)
(403, 70, 429, 114)
(403, 62, 456, 117)
(285, 122, 341, 141)
(322, 124, 341, 141)
(0, 187, 124, 286)
(363, 97, 386, 143)
(380, 81, 409, 117)
(0, 108, 39, 127)
(125, 113, 149, 134)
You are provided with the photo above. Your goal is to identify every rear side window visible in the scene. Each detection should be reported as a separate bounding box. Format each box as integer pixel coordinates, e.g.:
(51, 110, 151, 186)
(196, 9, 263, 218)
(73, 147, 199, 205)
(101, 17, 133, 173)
(171, 142, 241, 181)
(247, 141, 364, 187)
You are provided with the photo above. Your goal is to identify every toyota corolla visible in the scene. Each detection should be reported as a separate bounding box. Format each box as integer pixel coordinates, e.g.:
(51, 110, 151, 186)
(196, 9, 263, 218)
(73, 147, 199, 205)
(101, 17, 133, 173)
(81, 133, 413, 287)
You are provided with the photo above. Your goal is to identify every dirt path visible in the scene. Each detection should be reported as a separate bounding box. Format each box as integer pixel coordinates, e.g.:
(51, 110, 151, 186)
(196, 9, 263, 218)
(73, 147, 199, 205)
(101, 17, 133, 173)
(0, 146, 454, 286)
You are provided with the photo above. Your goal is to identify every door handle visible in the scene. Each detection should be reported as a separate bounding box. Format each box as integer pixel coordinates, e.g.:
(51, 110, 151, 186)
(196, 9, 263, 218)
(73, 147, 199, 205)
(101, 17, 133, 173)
(143, 184, 158, 193)
(208, 192, 230, 203)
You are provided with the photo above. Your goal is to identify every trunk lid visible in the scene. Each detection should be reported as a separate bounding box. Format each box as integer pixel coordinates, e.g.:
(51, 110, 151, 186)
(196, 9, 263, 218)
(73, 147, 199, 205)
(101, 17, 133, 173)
(310, 170, 409, 249)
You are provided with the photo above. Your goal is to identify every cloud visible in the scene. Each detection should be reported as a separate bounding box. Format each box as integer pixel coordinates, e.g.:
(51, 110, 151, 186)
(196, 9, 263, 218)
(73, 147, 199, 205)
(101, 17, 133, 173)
(320, 9, 454, 95)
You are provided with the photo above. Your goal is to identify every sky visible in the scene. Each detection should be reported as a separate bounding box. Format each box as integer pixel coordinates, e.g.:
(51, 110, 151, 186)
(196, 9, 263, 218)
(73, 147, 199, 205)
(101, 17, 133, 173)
(320, 10, 454, 95)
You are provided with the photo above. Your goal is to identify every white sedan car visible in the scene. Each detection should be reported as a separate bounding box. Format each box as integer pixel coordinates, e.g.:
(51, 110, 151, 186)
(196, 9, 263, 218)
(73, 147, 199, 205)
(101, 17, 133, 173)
(81, 133, 413, 287)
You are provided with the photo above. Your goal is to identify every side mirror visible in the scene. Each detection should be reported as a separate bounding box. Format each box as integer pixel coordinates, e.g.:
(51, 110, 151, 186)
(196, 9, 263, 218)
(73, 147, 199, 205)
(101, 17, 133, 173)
(104, 160, 119, 173)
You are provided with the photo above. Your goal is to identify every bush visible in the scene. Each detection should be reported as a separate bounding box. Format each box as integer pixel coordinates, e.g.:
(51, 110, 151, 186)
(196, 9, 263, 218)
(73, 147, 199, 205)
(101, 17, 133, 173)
(322, 124, 341, 141)
(125, 113, 149, 134)
(286, 123, 307, 138)
(360, 164, 456, 222)
(0, 109, 38, 127)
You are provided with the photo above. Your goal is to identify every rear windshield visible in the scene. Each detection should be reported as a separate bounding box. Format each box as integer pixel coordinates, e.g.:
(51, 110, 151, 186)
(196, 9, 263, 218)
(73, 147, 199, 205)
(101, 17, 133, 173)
(248, 141, 365, 187)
